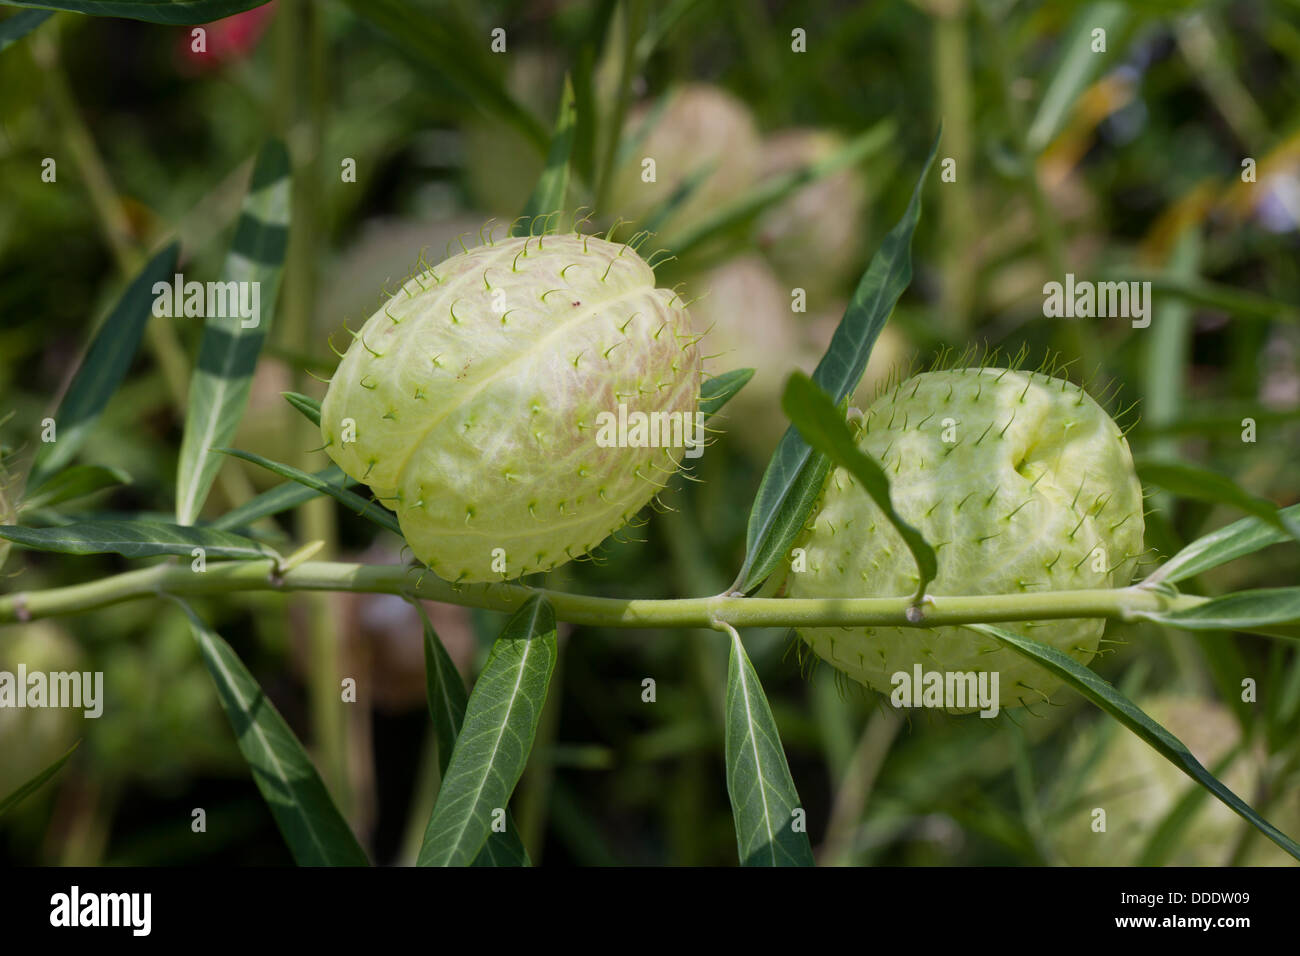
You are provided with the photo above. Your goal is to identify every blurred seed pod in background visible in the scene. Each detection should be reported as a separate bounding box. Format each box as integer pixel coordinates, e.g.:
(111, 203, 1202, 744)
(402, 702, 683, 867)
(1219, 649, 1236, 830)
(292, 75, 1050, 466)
(0, 621, 83, 795)
(604, 84, 760, 238)
(1055, 695, 1300, 866)
(754, 128, 870, 304)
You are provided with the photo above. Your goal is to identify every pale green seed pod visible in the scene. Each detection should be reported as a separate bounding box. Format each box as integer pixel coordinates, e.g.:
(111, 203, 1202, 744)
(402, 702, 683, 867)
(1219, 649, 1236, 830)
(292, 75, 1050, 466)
(754, 128, 869, 301)
(1055, 695, 1300, 865)
(604, 84, 760, 237)
(789, 367, 1145, 710)
(320, 232, 701, 583)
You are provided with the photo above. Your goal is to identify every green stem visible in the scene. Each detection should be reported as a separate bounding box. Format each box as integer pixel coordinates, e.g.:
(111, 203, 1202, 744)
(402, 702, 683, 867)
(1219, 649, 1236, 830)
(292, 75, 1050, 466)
(1, 559, 1205, 628)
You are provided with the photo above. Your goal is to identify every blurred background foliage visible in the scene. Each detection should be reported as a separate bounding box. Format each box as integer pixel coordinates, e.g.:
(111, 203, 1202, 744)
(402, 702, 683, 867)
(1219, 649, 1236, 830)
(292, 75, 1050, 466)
(1, 0, 1298, 865)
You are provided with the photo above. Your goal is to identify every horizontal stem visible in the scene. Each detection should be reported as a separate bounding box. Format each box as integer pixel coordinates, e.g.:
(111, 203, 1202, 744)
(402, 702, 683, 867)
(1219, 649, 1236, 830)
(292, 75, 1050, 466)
(0, 560, 1206, 630)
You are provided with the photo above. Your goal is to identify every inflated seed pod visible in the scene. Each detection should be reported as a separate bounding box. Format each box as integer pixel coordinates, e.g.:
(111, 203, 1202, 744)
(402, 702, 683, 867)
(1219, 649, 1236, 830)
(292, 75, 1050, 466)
(788, 367, 1145, 710)
(320, 231, 702, 583)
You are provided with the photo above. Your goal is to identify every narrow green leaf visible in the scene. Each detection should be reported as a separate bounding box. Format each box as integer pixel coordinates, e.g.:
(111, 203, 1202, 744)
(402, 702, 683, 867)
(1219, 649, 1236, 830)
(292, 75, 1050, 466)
(414, 602, 531, 866)
(700, 367, 754, 421)
(668, 118, 895, 258)
(0, 1, 269, 24)
(734, 130, 939, 593)
(176, 140, 290, 525)
(722, 625, 814, 866)
(1135, 746, 1240, 866)
(1138, 459, 1300, 543)
(781, 372, 937, 602)
(1106, 271, 1300, 324)
(1135, 588, 1300, 638)
(0, 9, 50, 52)
(1149, 503, 1300, 585)
(640, 160, 716, 238)
(512, 74, 576, 236)
(968, 622, 1300, 861)
(342, 0, 548, 153)
(216, 448, 401, 537)
(29, 243, 178, 488)
(418, 604, 469, 775)
(210, 464, 355, 532)
(0, 519, 278, 560)
(418, 596, 557, 866)
(282, 391, 322, 428)
(18, 464, 130, 514)
(174, 601, 370, 866)
(0, 741, 79, 818)
(1025, 2, 1130, 153)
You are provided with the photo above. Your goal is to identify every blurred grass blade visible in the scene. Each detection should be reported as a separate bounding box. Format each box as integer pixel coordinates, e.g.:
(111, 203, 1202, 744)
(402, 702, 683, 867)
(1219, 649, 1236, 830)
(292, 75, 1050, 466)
(1137, 459, 1300, 543)
(700, 367, 754, 421)
(414, 602, 531, 866)
(174, 601, 370, 866)
(282, 391, 321, 427)
(0, 9, 50, 52)
(210, 464, 355, 531)
(18, 464, 130, 514)
(176, 140, 290, 525)
(216, 448, 401, 537)
(640, 160, 715, 237)
(28, 243, 178, 489)
(781, 372, 937, 603)
(0, 519, 278, 560)
(0, 741, 79, 818)
(1135, 588, 1300, 639)
(669, 118, 895, 258)
(512, 74, 576, 236)
(418, 596, 557, 866)
(733, 130, 938, 593)
(1108, 271, 1300, 324)
(0, 1, 270, 24)
(343, 0, 548, 153)
(722, 624, 814, 866)
(1148, 503, 1300, 585)
(1025, 2, 1129, 153)
(968, 622, 1300, 861)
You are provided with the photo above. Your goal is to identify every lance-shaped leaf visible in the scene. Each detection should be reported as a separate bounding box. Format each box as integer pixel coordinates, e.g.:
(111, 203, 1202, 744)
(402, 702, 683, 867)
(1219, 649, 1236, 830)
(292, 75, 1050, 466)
(0, 519, 278, 560)
(29, 243, 178, 489)
(781, 371, 937, 603)
(722, 624, 814, 866)
(0, 9, 50, 52)
(418, 596, 557, 866)
(415, 602, 531, 866)
(512, 74, 576, 237)
(0, 741, 79, 818)
(210, 464, 355, 532)
(175, 601, 370, 866)
(968, 622, 1300, 862)
(217, 448, 401, 537)
(176, 140, 290, 524)
(1138, 459, 1300, 543)
(1133, 588, 1300, 640)
(18, 464, 130, 514)
(733, 130, 938, 594)
(282, 391, 322, 428)
(1148, 503, 1300, 585)
(1, 0, 269, 24)
(699, 367, 754, 421)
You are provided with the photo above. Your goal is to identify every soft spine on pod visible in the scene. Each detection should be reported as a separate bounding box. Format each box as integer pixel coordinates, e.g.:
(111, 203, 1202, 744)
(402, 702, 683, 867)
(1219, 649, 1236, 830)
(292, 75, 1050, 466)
(788, 366, 1146, 712)
(320, 228, 702, 583)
